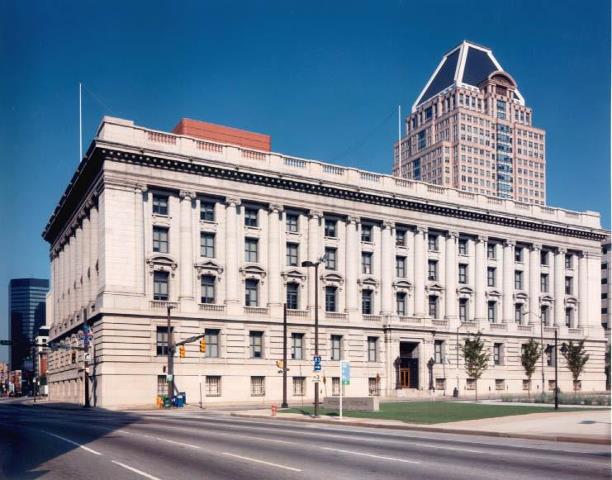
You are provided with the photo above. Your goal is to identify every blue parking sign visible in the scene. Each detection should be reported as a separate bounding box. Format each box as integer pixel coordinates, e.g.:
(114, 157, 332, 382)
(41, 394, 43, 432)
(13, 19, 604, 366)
(341, 360, 350, 385)
(313, 355, 322, 372)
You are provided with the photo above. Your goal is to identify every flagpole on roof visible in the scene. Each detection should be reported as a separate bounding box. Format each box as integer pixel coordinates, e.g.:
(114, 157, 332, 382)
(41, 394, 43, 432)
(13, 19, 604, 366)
(398, 105, 402, 177)
(79, 82, 83, 163)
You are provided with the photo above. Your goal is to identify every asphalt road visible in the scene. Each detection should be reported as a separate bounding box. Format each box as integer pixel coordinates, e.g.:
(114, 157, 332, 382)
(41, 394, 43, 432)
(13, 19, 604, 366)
(0, 401, 609, 480)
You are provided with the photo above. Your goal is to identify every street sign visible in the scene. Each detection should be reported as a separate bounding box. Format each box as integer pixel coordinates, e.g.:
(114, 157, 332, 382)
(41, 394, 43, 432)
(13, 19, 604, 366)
(312, 374, 321, 383)
(166, 374, 173, 381)
(313, 355, 322, 372)
(341, 360, 350, 385)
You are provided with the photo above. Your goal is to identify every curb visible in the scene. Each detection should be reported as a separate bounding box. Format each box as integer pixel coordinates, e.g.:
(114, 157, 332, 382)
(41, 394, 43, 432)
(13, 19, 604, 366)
(230, 413, 610, 445)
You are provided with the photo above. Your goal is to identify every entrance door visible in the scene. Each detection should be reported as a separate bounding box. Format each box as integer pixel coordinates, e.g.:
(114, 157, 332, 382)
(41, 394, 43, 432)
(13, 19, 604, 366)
(398, 342, 419, 389)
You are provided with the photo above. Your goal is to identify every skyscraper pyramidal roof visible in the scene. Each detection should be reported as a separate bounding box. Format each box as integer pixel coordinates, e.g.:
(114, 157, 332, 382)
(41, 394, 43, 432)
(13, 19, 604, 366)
(412, 40, 524, 111)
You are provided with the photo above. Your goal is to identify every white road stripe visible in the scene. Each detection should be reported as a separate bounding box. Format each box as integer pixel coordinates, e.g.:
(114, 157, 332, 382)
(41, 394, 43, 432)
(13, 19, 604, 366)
(42, 431, 102, 455)
(221, 452, 303, 472)
(320, 446, 420, 464)
(118, 430, 201, 449)
(241, 435, 296, 445)
(112, 460, 162, 480)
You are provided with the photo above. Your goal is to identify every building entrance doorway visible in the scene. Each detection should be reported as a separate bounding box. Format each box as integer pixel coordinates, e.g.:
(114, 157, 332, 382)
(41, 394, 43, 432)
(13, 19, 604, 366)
(397, 341, 419, 389)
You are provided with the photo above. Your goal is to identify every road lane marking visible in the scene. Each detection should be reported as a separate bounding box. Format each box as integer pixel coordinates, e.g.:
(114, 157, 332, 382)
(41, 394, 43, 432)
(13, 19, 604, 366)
(221, 452, 303, 472)
(320, 446, 420, 464)
(42, 431, 102, 455)
(241, 435, 296, 445)
(112, 461, 162, 480)
(118, 430, 201, 449)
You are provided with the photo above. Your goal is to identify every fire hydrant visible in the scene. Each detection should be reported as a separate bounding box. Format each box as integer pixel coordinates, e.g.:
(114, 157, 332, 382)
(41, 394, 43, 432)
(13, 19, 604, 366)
(271, 405, 277, 416)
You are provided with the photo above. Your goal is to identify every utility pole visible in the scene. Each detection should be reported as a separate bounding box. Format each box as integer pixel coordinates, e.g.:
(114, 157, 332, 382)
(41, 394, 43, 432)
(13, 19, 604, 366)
(281, 303, 288, 408)
(554, 329, 559, 410)
(166, 304, 175, 404)
(302, 257, 323, 418)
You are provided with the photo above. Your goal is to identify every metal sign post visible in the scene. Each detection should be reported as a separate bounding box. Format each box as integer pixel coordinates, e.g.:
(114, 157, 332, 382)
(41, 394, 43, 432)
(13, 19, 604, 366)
(340, 361, 350, 420)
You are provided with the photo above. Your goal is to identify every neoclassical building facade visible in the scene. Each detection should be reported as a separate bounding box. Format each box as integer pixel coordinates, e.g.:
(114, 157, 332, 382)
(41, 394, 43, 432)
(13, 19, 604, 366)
(43, 116, 607, 408)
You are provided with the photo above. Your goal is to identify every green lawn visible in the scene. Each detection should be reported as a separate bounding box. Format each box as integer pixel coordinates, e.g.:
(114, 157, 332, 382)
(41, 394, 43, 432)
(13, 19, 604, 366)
(282, 401, 580, 424)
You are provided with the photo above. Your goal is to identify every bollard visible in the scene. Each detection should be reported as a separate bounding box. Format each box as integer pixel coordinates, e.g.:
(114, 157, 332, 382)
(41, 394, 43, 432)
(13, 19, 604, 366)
(271, 405, 277, 416)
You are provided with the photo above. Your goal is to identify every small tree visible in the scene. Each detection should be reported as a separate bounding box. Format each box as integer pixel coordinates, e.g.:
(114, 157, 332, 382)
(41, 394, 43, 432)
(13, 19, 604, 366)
(521, 338, 541, 399)
(561, 339, 590, 392)
(461, 332, 489, 401)
(605, 344, 611, 391)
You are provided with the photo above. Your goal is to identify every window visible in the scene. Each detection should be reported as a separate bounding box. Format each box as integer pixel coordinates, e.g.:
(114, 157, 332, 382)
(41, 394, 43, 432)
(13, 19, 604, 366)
(153, 227, 169, 253)
(205, 376, 221, 396)
(361, 224, 373, 242)
(331, 335, 342, 360)
(428, 234, 439, 251)
(493, 343, 502, 365)
(245, 238, 258, 263)
(565, 308, 573, 327)
(157, 375, 167, 395)
(205, 329, 219, 358)
(245, 279, 259, 306)
(369, 377, 380, 396)
(396, 229, 406, 247)
(244, 207, 258, 227)
(565, 276, 573, 295)
(515, 247, 523, 262)
(152, 194, 168, 215)
(545, 345, 554, 367)
(200, 275, 215, 304)
(434, 340, 444, 363)
(487, 243, 496, 260)
(286, 213, 299, 233)
(362, 290, 373, 314)
(324, 218, 337, 238)
(291, 333, 304, 360)
(495, 379, 505, 391)
(548, 379, 556, 391)
(249, 332, 263, 358)
(153, 271, 169, 301)
(332, 377, 340, 396)
(487, 267, 496, 287)
(286, 283, 299, 310)
(428, 260, 438, 281)
(200, 201, 215, 222)
(459, 298, 468, 322)
(428, 295, 438, 318)
(200, 232, 215, 258)
(286, 243, 299, 266)
(488, 301, 497, 323)
(156, 326, 173, 355)
(466, 378, 476, 390)
(362, 252, 373, 274)
(367, 337, 378, 362)
(565, 254, 573, 269)
(435, 378, 446, 391)
(541, 305, 549, 326)
(458, 264, 468, 284)
(325, 286, 337, 312)
(514, 270, 523, 290)
(540, 250, 548, 265)
(395, 256, 406, 278)
(540, 273, 549, 293)
(515, 304, 524, 323)
(324, 247, 337, 270)
(396, 292, 407, 315)
(293, 377, 305, 396)
(458, 238, 468, 255)
(522, 379, 531, 391)
(251, 376, 265, 396)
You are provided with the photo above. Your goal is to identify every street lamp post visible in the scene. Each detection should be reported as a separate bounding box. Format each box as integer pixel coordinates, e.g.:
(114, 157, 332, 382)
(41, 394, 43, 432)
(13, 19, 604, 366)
(281, 303, 288, 409)
(521, 309, 546, 394)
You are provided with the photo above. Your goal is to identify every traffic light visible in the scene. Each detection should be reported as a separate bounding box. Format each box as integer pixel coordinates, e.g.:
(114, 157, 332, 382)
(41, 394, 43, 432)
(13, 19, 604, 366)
(179, 345, 186, 358)
(199, 339, 207, 353)
(275, 360, 284, 370)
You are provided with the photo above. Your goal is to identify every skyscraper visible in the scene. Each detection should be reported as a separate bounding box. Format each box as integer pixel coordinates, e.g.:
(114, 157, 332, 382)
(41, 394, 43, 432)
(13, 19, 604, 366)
(393, 41, 546, 204)
(9, 278, 48, 372)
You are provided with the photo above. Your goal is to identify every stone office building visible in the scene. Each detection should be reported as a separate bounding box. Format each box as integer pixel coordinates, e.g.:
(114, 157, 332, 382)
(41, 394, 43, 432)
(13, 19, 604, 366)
(43, 116, 607, 408)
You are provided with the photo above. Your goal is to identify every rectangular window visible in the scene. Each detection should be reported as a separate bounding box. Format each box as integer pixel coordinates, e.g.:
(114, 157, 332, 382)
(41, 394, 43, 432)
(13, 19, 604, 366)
(395, 256, 406, 278)
(495, 379, 505, 391)
(249, 332, 263, 358)
(515, 304, 524, 323)
(200, 275, 215, 304)
(428, 295, 438, 318)
(205, 376, 221, 396)
(324, 219, 337, 238)
(244, 207, 258, 227)
(488, 301, 497, 323)
(458, 264, 468, 284)
(565, 308, 573, 327)
(396, 229, 406, 247)
(293, 377, 305, 396)
(522, 379, 531, 391)
(251, 376, 265, 396)
(367, 337, 378, 362)
(325, 286, 337, 312)
(514, 270, 523, 290)
(153, 271, 169, 301)
(515, 246, 523, 262)
(156, 326, 173, 356)
(540, 250, 548, 266)
(540, 273, 549, 292)
(205, 329, 219, 358)
(369, 377, 380, 396)
(565, 276, 573, 295)
(286, 243, 299, 266)
(541, 306, 549, 326)
(331, 335, 342, 360)
(245, 279, 259, 306)
(493, 343, 502, 365)
(361, 224, 373, 242)
(200, 232, 215, 258)
(286, 283, 299, 310)
(291, 333, 304, 360)
(545, 345, 554, 367)
(152, 194, 168, 216)
(362, 290, 373, 314)
(324, 247, 337, 270)
(466, 378, 476, 390)
(428, 260, 438, 281)
(487, 243, 496, 260)
(396, 292, 407, 315)
(487, 267, 496, 287)
(458, 238, 468, 255)
(332, 377, 340, 396)
(362, 252, 373, 274)
(565, 254, 573, 269)
(434, 340, 444, 363)
(153, 227, 169, 253)
(428, 234, 439, 251)
(245, 238, 258, 263)
(459, 299, 468, 322)
(200, 201, 215, 222)
(286, 213, 299, 233)
(157, 375, 167, 396)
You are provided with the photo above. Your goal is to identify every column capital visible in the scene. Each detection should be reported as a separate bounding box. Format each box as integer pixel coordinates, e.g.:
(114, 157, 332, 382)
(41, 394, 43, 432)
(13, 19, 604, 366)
(309, 210, 323, 219)
(447, 230, 459, 239)
(346, 215, 360, 225)
(556, 247, 567, 255)
(530, 243, 542, 252)
(268, 204, 283, 214)
(504, 239, 516, 247)
(179, 190, 196, 201)
(382, 220, 395, 230)
(476, 235, 488, 243)
(134, 184, 148, 194)
(225, 197, 241, 207)
(415, 225, 428, 234)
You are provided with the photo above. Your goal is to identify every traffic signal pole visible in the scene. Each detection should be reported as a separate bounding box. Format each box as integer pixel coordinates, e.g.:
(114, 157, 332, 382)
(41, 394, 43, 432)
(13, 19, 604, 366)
(281, 303, 288, 408)
(167, 305, 174, 403)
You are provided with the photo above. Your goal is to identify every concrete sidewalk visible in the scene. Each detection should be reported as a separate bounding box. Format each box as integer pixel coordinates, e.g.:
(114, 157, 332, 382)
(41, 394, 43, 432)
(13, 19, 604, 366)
(231, 408, 611, 445)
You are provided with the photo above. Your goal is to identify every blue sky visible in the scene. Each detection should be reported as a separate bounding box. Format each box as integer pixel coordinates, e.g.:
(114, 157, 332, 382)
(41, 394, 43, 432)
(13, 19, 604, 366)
(0, 1, 609, 362)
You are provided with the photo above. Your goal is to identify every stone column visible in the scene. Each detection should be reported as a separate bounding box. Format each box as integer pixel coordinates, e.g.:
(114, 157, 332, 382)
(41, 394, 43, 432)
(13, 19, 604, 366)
(179, 191, 195, 304)
(445, 231, 458, 325)
(225, 198, 241, 311)
(578, 252, 588, 328)
(381, 221, 394, 316)
(406, 229, 415, 316)
(89, 203, 99, 308)
(134, 186, 146, 297)
(554, 248, 566, 327)
(502, 240, 515, 323)
(308, 210, 322, 314)
(474, 236, 487, 323)
(413, 226, 427, 317)
(268, 204, 282, 313)
(529, 244, 541, 326)
(345, 216, 359, 315)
